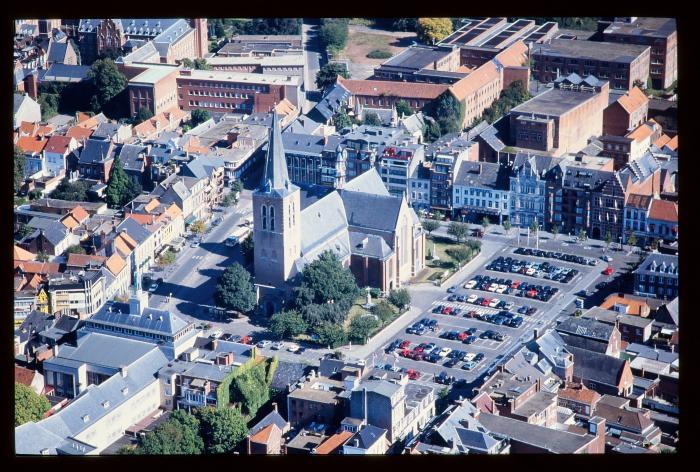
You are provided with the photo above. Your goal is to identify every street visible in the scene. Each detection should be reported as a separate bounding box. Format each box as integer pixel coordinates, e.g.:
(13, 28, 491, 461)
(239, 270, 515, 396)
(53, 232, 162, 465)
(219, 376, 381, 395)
(301, 19, 324, 113)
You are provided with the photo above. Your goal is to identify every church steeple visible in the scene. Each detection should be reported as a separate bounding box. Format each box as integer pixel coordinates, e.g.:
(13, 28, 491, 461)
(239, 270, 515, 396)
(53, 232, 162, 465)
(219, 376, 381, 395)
(260, 109, 291, 192)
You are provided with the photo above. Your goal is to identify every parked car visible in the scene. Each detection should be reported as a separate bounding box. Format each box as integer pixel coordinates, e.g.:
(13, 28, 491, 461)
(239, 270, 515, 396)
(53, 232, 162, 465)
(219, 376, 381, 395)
(437, 347, 452, 358)
(444, 358, 460, 369)
(257, 340, 272, 348)
(406, 369, 421, 380)
(190, 240, 200, 248)
(447, 285, 458, 293)
(467, 294, 478, 304)
(271, 341, 284, 350)
(464, 335, 477, 345)
(287, 344, 300, 353)
(602, 255, 613, 262)
(464, 280, 477, 289)
(462, 361, 478, 371)
(399, 340, 411, 349)
(148, 283, 159, 293)
(603, 267, 614, 276)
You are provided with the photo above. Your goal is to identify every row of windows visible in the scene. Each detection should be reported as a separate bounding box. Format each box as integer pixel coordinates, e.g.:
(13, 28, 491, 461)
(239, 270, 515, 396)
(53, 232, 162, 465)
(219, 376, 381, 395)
(179, 81, 268, 92)
(455, 196, 508, 210)
(638, 274, 678, 285)
(187, 100, 250, 110)
(188, 90, 252, 99)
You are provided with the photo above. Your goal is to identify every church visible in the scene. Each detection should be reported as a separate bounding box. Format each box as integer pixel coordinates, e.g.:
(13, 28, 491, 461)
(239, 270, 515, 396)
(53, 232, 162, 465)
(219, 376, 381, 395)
(253, 111, 425, 314)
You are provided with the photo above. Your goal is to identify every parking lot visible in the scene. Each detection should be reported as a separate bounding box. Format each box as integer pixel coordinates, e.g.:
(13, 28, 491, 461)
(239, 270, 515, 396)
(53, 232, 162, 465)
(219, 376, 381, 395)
(373, 245, 611, 387)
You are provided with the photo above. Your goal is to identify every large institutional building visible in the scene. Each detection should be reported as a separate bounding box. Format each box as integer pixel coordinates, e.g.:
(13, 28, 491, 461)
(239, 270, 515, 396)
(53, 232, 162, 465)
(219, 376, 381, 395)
(253, 112, 425, 313)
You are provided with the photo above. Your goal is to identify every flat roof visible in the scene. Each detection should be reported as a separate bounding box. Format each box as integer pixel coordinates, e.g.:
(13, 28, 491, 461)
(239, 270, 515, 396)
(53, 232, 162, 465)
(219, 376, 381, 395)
(131, 66, 179, 85)
(604, 18, 676, 39)
(511, 88, 600, 117)
(380, 45, 455, 71)
(181, 69, 301, 85)
(532, 39, 649, 64)
(208, 55, 305, 66)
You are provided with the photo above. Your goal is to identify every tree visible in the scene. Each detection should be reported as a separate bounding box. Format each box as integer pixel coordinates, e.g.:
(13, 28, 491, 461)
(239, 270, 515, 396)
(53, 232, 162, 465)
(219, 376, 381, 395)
(106, 157, 131, 208)
(502, 220, 512, 234)
(552, 224, 559, 239)
(627, 232, 637, 249)
(394, 100, 412, 118)
(416, 18, 453, 45)
(182, 58, 212, 70)
(66, 245, 86, 255)
(433, 210, 445, 221)
(447, 221, 469, 243)
(294, 251, 359, 307)
(135, 106, 154, 124)
(15, 383, 50, 426)
(348, 315, 380, 344)
(231, 180, 244, 194)
(319, 19, 349, 53)
(158, 249, 177, 266)
(214, 263, 256, 313)
(315, 322, 347, 348)
(372, 301, 395, 324)
(14, 146, 26, 193)
(423, 119, 442, 142)
(446, 245, 471, 267)
(196, 407, 248, 454)
(388, 288, 411, 310)
(50, 178, 91, 202)
(229, 362, 271, 416)
(481, 216, 491, 232)
(241, 236, 254, 265)
(530, 218, 540, 234)
(139, 410, 204, 455)
(316, 62, 350, 90)
(126, 175, 143, 201)
(190, 109, 211, 128)
(422, 219, 440, 237)
(300, 302, 347, 329)
(604, 230, 613, 250)
(270, 310, 307, 339)
(190, 220, 207, 234)
(333, 109, 354, 129)
(36, 251, 49, 262)
(221, 193, 237, 207)
(87, 59, 127, 113)
(432, 91, 464, 135)
(16, 224, 32, 240)
(577, 228, 587, 243)
(363, 112, 382, 126)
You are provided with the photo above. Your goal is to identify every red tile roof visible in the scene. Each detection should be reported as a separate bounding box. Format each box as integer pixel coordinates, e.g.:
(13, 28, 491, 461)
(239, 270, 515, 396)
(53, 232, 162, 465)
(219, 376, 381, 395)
(45, 135, 74, 154)
(449, 60, 500, 101)
(19, 121, 38, 135)
(249, 423, 278, 444)
(665, 135, 678, 151)
(626, 120, 659, 142)
(648, 199, 678, 222)
(493, 40, 529, 68)
(625, 193, 652, 209)
(617, 87, 648, 114)
(66, 253, 107, 267)
(314, 431, 353, 455)
(15, 365, 38, 387)
(65, 126, 93, 141)
(17, 135, 48, 154)
(14, 245, 36, 261)
(104, 253, 127, 276)
(70, 205, 90, 222)
(14, 261, 61, 275)
(559, 385, 601, 406)
(337, 76, 448, 100)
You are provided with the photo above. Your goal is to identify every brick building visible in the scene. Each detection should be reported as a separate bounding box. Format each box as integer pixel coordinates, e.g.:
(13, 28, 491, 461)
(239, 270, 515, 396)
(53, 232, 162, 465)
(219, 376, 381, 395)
(600, 120, 663, 170)
(633, 253, 678, 300)
(530, 39, 650, 91)
(509, 74, 609, 156)
(599, 17, 677, 89)
(217, 34, 303, 57)
(557, 383, 601, 417)
(373, 45, 463, 84)
(336, 76, 448, 114)
(603, 87, 649, 137)
(286, 372, 345, 429)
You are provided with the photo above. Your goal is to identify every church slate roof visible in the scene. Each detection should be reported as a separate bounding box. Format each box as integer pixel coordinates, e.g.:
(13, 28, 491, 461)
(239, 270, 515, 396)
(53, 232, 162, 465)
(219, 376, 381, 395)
(340, 191, 403, 234)
(342, 168, 390, 196)
(259, 110, 297, 197)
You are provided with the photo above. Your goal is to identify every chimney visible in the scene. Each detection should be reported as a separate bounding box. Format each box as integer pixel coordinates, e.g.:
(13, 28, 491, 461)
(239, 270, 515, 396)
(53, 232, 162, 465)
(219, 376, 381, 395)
(272, 402, 278, 413)
(211, 339, 218, 351)
(120, 366, 128, 378)
(588, 416, 605, 438)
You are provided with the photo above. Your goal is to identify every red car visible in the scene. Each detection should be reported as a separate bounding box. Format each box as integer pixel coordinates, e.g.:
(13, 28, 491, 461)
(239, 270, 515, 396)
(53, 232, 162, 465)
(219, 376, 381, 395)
(481, 298, 491, 306)
(406, 369, 421, 380)
(399, 340, 411, 349)
(415, 343, 428, 353)
(466, 310, 478, 318)
(457, 331, 468, 341)
(603, 267, 614, 276)
(511, 280, 521, 289)
(240, 335, 252, 345)
(399, 349, 411, 358)
(527, 290, 537, 298)
(442, 306, 453, 315)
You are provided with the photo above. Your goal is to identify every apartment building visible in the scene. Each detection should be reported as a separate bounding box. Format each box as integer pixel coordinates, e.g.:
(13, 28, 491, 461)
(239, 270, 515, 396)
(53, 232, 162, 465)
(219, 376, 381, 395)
(47, 270, 105, 317)
(377, 144, 424, 199)
(452, 161, 511, 224)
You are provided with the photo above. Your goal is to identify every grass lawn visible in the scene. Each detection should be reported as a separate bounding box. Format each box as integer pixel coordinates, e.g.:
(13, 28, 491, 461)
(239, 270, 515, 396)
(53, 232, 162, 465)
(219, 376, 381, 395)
(336, 30, 413, 65)
(415, 236, 480, 284)
(345, 295, 372, 329)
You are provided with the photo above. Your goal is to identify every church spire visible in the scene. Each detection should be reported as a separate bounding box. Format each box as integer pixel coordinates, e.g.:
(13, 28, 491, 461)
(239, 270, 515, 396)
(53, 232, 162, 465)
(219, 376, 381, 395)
(260, 109, 291, 192)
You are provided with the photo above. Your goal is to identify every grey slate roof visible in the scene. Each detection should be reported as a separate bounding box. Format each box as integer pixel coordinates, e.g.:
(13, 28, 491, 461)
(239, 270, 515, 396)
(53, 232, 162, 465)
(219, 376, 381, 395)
(625, 343, 678, 364)
(14, 93, 28, 114)
(259, 110, 296, 196)
(559, 333, 609, 354)
(42, 220, 71, 246)
(654, 297, 678, 326)
(48, 332, 157, 369)
(340, 191, 402, 234)
(455, 428, 501, 452)
(91, 300, 190, 336)
(116, 217, 152, 244)
(270, 361, 309, 390)
(633, 253, 678, 278)
(349, 232, 393, 260)
(91, 122, 120, 140)
(568, 345, 627, 388)
(299, 191, 349, 255)
(15, 310, 54, 344)
(342, 168, 390, 196)
(355, 379, 401, 398)
(249, 410, 289, 436)
(453, 161, 510, 190)
(42, 64, 91, 82)
(79, 139, 117, 164)
(352, 424, 387, 450)
(118, 144, 148, 173)
(47, 41, 68, 64)
(311, 82, 352, 122)
(282, 132, 340, 155)
(16, 345, 168, 455)
(560, 163, 613, 190)
(555, 317, 615, 342)
(512, 152, 564, 177)
(182, 156, 225, 180)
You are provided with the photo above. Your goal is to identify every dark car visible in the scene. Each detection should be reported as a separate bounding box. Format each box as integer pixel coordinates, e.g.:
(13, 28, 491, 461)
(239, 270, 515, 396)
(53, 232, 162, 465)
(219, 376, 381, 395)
(444, 358, 460, 369)
(474, 353, 485, 362)
(464, 335, 477, 344)
(466, 327, 477, 335)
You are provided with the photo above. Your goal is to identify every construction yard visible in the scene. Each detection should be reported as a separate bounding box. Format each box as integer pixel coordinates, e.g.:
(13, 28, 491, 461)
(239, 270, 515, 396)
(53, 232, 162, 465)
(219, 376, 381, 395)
(334, 25, 417, 79)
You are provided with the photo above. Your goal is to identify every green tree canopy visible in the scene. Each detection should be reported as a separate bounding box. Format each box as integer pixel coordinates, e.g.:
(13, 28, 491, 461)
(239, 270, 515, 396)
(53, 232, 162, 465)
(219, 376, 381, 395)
(158, 249, 177, 266)
(49, 178, 91, 202)
(36, 251, 50, 262)
(66, 245, 86, 255)
(363, 112, 382, 126)
(215, 263, 256, 314)
(15, 383, 50, 426)
(190, 109, 212, 127)
(416, 18, 453, 45)
(447, 221, 470, 243)
(315, 322, 348, 348)
(241, 236, 254, 265)
(319, 19, 349, 53)
(229, 363, 270, 417)
(577, 228, 587, 242)
(423, 119, 442, 142)
(394, 100, 412, 118)
(135, 106, 154, 124)
(446, 245, 471, 267)
(502, 220, 512, 233)
(388, 288, 411, 310)
(139, 410, 204, 455)
(422, 219, 440, 236)
(348, 315, 380, 344)
(333, 109, 354, 130)
(182, 58, 212, 70)
(190, 220, 207, 234)
(270, 310, 307, 339)
(627, 232, 637, 247)
(14, 146, 26, 193)
(87, 59, 127, 112)
(294, 251, 359, 307)
(481, 216, 491, 230)
(300, 302, 348, 329)
(197, 407, 248, 454)
(316, 62, 350, 90)
(432, 91, 464, 135)
(372, 300, 395, 324)
(106, 157, 137, 208)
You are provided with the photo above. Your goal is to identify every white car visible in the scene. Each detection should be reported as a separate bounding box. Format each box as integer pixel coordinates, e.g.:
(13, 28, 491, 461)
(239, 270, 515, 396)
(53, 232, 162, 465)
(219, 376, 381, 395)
(271, 341, 284, 350)
(504, 302, 515, 311)
(526, 268, 536, 276)
(487, 284, 498, 292)
(489, 298, 501, 308)
(148, 283, 159, 293)
(464, 280, 477, 289)
(602, 255, 613, 262)
(257, 340, 272, 348)
(467, 294, 478, 304)
(496, 284, 507, 294)
(287, 344, 300, 353)
(463, 352, 476, 362)
(437, 347, 452, 358)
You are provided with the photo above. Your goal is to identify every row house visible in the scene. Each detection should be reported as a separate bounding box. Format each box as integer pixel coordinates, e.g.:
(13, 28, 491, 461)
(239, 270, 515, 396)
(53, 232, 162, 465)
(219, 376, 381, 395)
(624, 195, 678, 245)
(46, 269, 105, 318)
(427, 133, 479, 213)
(407, 162, 431, 211)
(377, 144, 424, 199)
(78, 138, 119, 183)
(44, 135, 79, 177)
(452, 161, 511, 224)
(633, 253, 678, 300)
(281, 133, 344, 189)
(124, 196, 185, 255)
(340, 125, 414, 184)
(600, 120, 663, 170)
(335, 76, 448, 115)
(602, 87, 649, 137)
(150, 172, 210, 224)
(509, 153, 563, 229)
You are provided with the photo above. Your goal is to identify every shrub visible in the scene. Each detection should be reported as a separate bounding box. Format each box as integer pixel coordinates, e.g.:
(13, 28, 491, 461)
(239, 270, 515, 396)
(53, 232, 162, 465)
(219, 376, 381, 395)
(366, 49, 393, 59)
